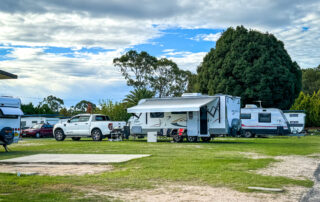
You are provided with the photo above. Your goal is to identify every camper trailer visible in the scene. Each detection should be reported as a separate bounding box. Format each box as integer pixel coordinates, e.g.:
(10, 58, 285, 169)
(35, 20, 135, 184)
(127, 94, 241, 142)
(0, 97, 23, 151)
(240, 105, 290, 137)
(283, 110, 306, 134)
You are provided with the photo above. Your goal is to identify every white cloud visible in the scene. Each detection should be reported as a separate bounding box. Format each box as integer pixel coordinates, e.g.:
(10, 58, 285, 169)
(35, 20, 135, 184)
(191, 33, 222, 42)
(166, 52, 207, 72)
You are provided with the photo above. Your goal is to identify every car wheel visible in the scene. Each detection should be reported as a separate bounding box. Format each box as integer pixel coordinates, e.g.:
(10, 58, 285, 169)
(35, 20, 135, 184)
(36, 133, 41, 138)
(187, 136, 198, 142)
(91, 129, 102, 141)
(72, 137, 81, 141)
(201, 137, 211, 142)
(54, 129, 65, 141)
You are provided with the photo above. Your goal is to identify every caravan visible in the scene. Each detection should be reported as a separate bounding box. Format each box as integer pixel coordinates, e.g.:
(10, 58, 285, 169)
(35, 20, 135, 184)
(240, 105, 290, 137)
(0, 97, 24, 151)
(283, 110, 306, 134)
(127, 94, 241, 142)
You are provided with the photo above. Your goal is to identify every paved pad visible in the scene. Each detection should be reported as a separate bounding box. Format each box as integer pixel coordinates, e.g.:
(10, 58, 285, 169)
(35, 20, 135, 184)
(0, 154, 150, 164)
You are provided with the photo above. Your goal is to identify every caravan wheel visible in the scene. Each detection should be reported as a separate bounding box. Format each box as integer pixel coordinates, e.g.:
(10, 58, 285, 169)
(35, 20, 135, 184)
(187, 136, 197, 142)
(173, 135, 183, 142)
(243, 131, 253, 138)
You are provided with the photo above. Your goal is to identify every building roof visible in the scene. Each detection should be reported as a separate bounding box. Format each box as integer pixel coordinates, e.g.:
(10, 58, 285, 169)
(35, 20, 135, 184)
(0, 70, 17, 79)
(127, 96, 219, 113)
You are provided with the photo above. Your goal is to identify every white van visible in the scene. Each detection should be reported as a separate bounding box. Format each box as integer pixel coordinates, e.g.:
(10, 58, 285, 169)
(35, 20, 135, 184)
(0, 97, 24, 151)
(240, 105, 290, 137)
(283, 110, 306, 134)
(127, 94, 241, 142)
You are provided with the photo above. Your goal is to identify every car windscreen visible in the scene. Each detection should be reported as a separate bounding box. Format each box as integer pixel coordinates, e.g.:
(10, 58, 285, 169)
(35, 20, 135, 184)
(32, 124, 41, 129)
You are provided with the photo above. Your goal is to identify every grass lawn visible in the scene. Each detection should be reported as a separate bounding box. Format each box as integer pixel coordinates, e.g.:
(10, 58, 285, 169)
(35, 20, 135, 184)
(1, 135, 320, 201)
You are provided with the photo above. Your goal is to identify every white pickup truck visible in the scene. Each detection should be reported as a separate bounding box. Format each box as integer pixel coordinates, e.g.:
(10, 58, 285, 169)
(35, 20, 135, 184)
(53, 114, 126, 141)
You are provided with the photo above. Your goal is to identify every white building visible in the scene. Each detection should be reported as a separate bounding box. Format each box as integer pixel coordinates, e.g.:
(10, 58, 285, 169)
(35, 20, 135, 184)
(21, 116, 61, 129)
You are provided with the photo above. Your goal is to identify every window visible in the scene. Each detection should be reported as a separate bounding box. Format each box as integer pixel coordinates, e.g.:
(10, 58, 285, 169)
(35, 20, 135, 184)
(171, 112, 187, 114)
(290, 121, 299, 124)
(0, 110, 19, 119)
(70, 116, 79, 123)
(150, 112, 164, 118)
(79, 116, 90, 122)
(32, 124, 41, 129)
(95, 115, 109, 121)
(40, 121, 44, 124)
(188, 112, 193, 119)
(21, 121, 26, 127)
(32, 121, 37, 124)
(240, 113, 251, 119)
(289, 114, 299, 117)
(258, 113, 271, 123)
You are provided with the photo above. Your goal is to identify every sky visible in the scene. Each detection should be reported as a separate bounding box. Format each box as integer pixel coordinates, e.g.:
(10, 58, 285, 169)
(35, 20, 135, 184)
(0, 0, 319, 107)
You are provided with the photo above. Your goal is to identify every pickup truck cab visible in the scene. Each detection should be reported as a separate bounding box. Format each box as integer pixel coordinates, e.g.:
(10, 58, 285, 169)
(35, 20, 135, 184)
(53, 114, 126, 141)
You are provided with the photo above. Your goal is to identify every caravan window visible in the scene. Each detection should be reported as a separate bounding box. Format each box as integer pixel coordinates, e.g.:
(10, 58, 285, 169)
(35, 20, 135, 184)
(240, 113, 251, 119)
(258, 113, 271, 123)
(0, 110, 18, 119)
(171, 112, 187, 114)
(289, 114, 299, 117)
(150, 112, 164, 118)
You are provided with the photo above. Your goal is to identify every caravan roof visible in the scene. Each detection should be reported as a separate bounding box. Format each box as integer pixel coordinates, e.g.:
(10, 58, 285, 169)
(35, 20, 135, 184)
(127, 96, 219, 113)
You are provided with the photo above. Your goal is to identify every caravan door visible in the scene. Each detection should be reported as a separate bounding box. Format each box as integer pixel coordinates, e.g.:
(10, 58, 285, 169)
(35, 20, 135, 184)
(187, 111, 199, 136)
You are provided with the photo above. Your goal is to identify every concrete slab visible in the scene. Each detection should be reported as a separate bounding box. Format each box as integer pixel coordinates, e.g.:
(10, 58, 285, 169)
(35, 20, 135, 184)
(0, 154, 150, 164)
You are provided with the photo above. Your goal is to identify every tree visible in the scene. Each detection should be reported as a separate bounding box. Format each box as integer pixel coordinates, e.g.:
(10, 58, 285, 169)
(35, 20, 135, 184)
(40, 95, 64, 113)
(21, 103, 37, 114)
(114, 50, 191, 97)
(113, 50, 157, 89)
(195, 26, 302, 109)
(96, 100, 131, 121)
(74, 100, 97, 113)
(302, 65, 320, 95)
(124, 88, 155, 107)
(149, 58, 191, 97)
(291, 91, 320, 127)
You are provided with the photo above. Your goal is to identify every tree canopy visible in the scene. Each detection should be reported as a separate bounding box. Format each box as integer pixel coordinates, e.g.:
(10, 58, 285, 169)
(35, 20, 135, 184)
(302, 65, 320, 95)
(114, 50, 192, 97)
(195, 26, 302, 109)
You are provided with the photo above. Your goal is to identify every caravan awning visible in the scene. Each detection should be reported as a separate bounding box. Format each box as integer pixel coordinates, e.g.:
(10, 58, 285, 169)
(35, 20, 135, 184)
(127, 97, 218, 113)
(0, 107, 24, 116)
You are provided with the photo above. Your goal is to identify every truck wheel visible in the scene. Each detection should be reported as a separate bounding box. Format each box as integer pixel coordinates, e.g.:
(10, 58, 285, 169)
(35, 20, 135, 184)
(54, 129, 65, 141)
(72, 137, 81, 141)
(91, 129, 102, 141)
(243, 131, 253, 138)
(187, 136, 197, 142)
(36, 133, 41, 138)
(201, 137, 211, 142)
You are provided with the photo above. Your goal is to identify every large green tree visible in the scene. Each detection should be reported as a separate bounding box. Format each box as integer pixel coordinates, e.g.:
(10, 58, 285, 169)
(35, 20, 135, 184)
(195, 26, 302, 109)
(114, 50, 192, 97)
(302, 65, 320, 95)
(40, 95, 64, 113)
(74, 100, 97, 113)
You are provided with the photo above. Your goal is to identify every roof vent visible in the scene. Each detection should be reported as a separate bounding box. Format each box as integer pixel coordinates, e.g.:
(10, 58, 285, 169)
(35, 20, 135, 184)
(181, 93, 202, 97)
(245, 104, 258, 108)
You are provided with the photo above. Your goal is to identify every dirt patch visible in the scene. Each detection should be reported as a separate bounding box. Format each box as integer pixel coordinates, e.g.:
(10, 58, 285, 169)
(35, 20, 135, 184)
(0, 163, 113, 176)
(215, 151, 271, 159)
(255, 155, 320, 180)
(84, 184, 308, 202)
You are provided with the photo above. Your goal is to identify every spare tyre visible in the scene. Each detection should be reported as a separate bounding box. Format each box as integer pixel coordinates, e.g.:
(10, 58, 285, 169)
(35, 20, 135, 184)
(0, 127, 14, 145)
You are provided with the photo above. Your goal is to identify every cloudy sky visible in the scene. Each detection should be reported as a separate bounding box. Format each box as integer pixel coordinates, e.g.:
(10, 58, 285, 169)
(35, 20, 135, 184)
(0, 0, 319, 107)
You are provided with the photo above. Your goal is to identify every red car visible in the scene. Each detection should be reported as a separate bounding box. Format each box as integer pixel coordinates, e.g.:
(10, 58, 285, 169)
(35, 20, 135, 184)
(22, 124, 54, 138)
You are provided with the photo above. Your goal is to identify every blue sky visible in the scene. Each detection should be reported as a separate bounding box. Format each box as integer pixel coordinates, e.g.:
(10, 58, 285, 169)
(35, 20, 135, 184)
(0, 0, 319, 107)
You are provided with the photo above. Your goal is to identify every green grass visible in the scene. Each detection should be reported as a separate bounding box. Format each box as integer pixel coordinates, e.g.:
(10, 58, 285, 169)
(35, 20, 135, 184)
(1, 136, 320, 201)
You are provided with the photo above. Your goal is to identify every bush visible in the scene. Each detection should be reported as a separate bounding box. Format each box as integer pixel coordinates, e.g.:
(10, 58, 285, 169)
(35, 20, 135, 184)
(291, 91, 320, 127)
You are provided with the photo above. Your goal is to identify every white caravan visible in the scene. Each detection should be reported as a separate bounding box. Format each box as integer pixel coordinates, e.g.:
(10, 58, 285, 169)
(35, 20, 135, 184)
(240, 105, 290, 137)
(0, 97, 24, 151)
(127, 94, 241, 142)
(283, 110, 306, 134)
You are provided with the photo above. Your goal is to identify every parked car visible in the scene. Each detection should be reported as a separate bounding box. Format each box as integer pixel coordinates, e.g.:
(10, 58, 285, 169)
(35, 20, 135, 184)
(53, 114, 126, 141)
(21, 124, 54, 138)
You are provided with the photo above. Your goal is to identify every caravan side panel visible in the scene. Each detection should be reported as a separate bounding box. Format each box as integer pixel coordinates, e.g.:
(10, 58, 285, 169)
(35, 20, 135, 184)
(208, 96, 228, 135)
